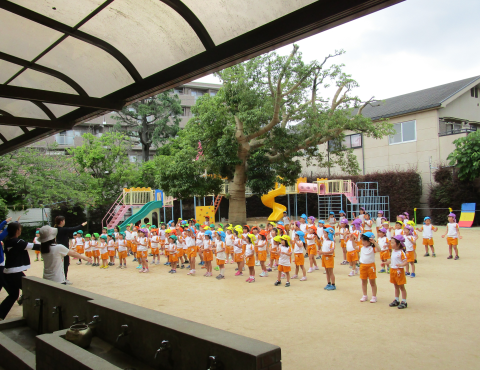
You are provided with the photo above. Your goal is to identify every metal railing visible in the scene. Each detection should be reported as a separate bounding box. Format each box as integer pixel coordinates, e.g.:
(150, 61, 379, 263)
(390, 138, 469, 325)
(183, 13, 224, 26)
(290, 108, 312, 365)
(123, 188, 154, 205)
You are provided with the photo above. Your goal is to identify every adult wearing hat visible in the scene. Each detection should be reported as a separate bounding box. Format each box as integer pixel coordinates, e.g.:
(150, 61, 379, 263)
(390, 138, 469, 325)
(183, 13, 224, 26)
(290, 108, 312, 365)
(54, 216, 87, 285)
(38, 225, 92, 284)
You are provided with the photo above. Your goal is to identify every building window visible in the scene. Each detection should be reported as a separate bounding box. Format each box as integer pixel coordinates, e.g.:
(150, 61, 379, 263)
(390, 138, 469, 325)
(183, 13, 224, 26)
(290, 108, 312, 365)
(210, 91, 217, 96)
(174, 88, 183, 95)
(389, 120, 416, 144)
(471, 87, 479, 98)
(129, 155, 137, 163)
(328, 133, 362, 151)
(55, 131, 74, 145)
(183, 107, 191, 116)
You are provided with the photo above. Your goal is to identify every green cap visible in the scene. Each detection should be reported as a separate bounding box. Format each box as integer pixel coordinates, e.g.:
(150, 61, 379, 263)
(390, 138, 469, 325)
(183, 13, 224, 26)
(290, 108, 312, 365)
(93, 233, 99, 238)
(85, 234, 91, 238)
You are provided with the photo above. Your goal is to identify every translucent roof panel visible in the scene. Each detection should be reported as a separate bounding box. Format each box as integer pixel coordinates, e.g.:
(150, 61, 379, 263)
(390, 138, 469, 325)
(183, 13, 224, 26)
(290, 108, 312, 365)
(9, 0, 105, 27)
(79, 0, 206, 78)
(0, 60, 22, 84)
(0, 9, 63, 60)
(0, 98, 50, 119)
(37, 37, 135, 97)
(9, 69, 78, 95)
(183, 0, 317, 45)
(0, 125, 24, 141)
(43, 103, 78, 118)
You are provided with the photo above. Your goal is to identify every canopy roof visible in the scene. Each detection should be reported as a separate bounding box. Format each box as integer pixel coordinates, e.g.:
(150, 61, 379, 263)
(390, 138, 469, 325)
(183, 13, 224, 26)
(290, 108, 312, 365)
(0, 0, 402, 155)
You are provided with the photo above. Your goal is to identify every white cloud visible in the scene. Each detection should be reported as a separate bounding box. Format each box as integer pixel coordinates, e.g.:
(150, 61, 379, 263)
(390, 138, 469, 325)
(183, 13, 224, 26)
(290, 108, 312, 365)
(195, 0, 480, 100)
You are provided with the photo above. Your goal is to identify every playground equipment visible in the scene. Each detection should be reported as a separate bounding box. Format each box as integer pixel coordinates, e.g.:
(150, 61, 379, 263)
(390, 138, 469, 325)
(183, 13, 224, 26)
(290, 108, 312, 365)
(102, 188, 167, 231)
(261, 184, 287, 221)
(458, 203, 476, 227)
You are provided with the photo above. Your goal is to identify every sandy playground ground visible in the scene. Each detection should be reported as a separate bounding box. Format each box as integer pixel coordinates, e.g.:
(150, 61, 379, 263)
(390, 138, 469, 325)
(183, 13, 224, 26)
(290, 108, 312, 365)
(2, 225, 480, 370)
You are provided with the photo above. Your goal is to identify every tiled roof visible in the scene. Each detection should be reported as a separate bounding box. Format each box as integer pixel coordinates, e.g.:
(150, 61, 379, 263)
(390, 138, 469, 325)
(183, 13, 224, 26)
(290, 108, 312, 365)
(361, 76, 480, 120)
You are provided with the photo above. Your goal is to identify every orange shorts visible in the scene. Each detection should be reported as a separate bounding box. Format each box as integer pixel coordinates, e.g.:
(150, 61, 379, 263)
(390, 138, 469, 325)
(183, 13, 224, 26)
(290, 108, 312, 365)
(131, 244, 137, 252)
(406, 251, 415, 263)
(165, 250, 170, 257)
(245, 255, 255, 267)
(359, 263, 377, 280)
(316, 240, 322, 248)
(76, 246, 84, 254)
(101, 253, 108, 260)
(254, 246, 258, 254)
(346, 250, 358, 262)
(341, 240, 346, 248)
(380, 250, 390, 261)
(203, 250, 213, 262)
(35, 250, 40, 255)
(169, 254, 178, 263)
(188, 246, 198, 258)
(216, 258, 225, 266)
(108, 250, 115, 257)
(278, 265, 291, 273)
(423, 238, 434, 246)
(307, 245, 317, 256)
(118, 250, 127, 259)
(126, 240, 132, 249)
(226, 246, 234, 254)
(270, 252, 279, 260)
(151, 247, 159, 255)
(294, 253, 304, 266)
(177, 249, 184, 257)
(390, 268, 407, 285)
(322, 255, 334, 269)
(257, 250, 267, 262)
(93, 250, 100, 258)
(234, 253, 244, 263)
(137, 250, 148, 258)
(447, 237, 458, 246)
(85, 251, 92, 258)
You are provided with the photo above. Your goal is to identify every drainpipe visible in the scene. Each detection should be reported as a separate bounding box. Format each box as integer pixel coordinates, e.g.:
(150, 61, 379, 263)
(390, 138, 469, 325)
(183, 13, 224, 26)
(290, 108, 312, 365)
(361, 133, 365, 175)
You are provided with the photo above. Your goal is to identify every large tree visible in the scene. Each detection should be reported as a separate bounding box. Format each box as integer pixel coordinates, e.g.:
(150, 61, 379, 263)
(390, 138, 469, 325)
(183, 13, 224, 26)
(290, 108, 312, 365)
(447, 130, 480, 182)
(156, 46, 392, 224)
(113, 90, 182, 162)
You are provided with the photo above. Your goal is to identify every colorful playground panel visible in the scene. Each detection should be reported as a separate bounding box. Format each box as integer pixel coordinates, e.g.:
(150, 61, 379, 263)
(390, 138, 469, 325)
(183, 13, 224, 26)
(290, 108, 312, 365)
(458, 203, 476, 228)
(196, 206, 215, 225)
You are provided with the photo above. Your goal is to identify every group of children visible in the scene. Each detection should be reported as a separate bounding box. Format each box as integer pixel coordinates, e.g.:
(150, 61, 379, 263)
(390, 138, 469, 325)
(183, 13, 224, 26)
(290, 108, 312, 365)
(56, 209, 462, 309)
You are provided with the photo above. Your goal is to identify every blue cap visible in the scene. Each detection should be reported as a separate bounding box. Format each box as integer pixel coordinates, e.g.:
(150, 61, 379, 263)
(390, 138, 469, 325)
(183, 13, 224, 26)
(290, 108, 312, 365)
(339, 210, 345, 214)
(218, 231, 226, 242)
(300, 214, 307, 220)
(204, 230, 212, 237)
(423, 216, 431, 223)
(318, 220, 325, 224)
(325, 227, 335, 241)
(363, 232, 375, 239)
(277, 221, 284, 225)
(295, 230, 305, 243)
(329, 212, 334, 215)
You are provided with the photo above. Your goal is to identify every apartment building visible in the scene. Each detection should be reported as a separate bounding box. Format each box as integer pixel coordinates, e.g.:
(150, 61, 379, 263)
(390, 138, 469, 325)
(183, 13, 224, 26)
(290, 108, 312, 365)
(29, 82, 222, 162)
(302, 76, 480, 206)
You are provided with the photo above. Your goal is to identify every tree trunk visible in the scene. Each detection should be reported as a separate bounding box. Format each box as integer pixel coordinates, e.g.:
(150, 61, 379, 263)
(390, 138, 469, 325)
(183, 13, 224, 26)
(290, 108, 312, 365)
(228, 162, 247, 225)
(142, 143, 150, 162)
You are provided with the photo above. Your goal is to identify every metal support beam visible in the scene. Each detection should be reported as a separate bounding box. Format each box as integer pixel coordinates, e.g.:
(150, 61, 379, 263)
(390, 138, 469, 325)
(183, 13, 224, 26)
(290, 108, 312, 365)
(0, 85, 124, 110)
(0, 116, 72, 129)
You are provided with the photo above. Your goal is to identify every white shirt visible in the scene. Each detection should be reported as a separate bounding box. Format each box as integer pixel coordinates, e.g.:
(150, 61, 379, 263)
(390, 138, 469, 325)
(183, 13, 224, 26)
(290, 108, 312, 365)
(359, 214, 365, 223)
(283, 216, 290, 224)
(75, 237, 84, 245)
(90, 240, 98, 251)
(299, 223, 307, 233)
(216, 240, 226, 260)
(233, 238, 243, 254)
(196, 231, 204, 246)
(376, 217, 383, 228)
(346, 239, 355, 252)
(339, 227, 347, 240)
(378, 237, 389, 251)
(99, 242, 108, 255)
(322, 240, 334, 255)
(360, 245, 375, 264)
(394, 229, 403, 236)
(245, 243, 254, 257)
(84, 240, 91, 252)
(107, 240, 115, 251)
(185, 236, 195, 247)
(364, 220, 373, 231)
(293, 240, 303, 254)
(117, 239, 127, 252)
(316, 227, 324, 239)
(150, 235, 159, 248)
(404, 236, 415, 252)
(125, 230, 133, 241)
(137, 237, 148, 251)
(422, 224, 434, 238)
(257, 240, 266, 252)
(385, 228, 392, 240)
(446, 223, 458, 238)
(42, 244, 70, 283)
(225, 234, 233, 246)
(278, 246, 291, 266)
(159, 229, 166, 240)
(390, 249, 407, 269)
(306, 233, 316, 246)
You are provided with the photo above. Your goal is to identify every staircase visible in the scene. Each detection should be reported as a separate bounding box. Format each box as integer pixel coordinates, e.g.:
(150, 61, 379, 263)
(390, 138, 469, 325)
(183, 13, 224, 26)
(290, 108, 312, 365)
(102, 193, 131, 229)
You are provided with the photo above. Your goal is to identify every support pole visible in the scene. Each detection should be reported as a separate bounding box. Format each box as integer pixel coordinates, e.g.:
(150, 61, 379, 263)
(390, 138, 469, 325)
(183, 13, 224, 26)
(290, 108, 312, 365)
(287, 194, 290, 218)
(171, 202, 174, 221)
(163, 205, 166, 224)
(295, 194, 297, 220)
(305, 193, 308, 216)
(212, 196, 215, 222)
(194, 196, 197, 220)
(180, 199, 183, 220)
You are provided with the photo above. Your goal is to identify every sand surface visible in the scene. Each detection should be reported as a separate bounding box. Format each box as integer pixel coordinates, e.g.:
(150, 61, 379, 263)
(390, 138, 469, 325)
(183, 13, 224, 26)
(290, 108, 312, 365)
(2, 226, 479, 370)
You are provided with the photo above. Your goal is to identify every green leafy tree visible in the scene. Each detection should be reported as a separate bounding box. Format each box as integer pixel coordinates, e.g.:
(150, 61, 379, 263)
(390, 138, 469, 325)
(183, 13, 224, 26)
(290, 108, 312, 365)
(0, 145, 90, 209)
(447, 130, 480, 182)
(156, 46, 392, 224)
(112, 91, 182, 162)
(0, 197, 8, 221)
(68, 132, 138, 205)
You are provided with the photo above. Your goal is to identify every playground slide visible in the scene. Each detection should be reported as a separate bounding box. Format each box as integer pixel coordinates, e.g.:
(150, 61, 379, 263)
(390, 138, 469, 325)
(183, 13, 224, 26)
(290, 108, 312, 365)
(118, 200, 163, 232)
(261, 185, 287, 222)
(458, 203, 475, 228)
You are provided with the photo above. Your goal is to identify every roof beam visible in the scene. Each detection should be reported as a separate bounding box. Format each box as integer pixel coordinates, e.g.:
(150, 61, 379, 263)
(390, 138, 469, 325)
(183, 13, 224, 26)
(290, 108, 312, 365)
(0, 115, 72, 129)
(0, 1, 142, 82)
(0, 127, 54, 155)
(160, 0, 215, 50)
(0, 85, 124, 110)
(0, 51, 89, 96)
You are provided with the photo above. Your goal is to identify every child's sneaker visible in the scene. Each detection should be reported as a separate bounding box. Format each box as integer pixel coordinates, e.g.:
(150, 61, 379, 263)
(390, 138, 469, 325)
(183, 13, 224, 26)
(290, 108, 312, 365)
(249, 278, 255, 283)
(214, 266, 219, 271)
(379, 269, 385, 273)
(324, 284, 331, 290)
(410, 273, 416, 278)
(136, 265, 142, 269)
(181, 264, 185, 269)
(432, 253, 436, 257)
(387, 267, 390, 273)
(291, 274, 298, 279)
(267, 267, 272, 272)
(454, 256, 459, 260)
(300, 277, 307, 281)
(405, 272, 410, 276)
(447, 255, 453, 259)
(156, 261, 160, 265)
(360, 295, 368, 302)
(143, 269, 149, 273)
(316, 256, 321, 259)
(370, 296, 377, 303)
(424, 253, 430, 257)
(326, 284, 336, 290)
(389, 299, 400, 307)
(255, 260, 260, 266)
(259, 271, 267, 277)
(348, 270, 355, 277)
(117, 265, 123, 269)
(133, 258, 137, 262)
(285, 282, 290, 287)
(274, 280, 281, 286)
(314, 266, 319, 270)
(307, 268, 313, 273)
(139, 268, 144, 273)
(229, 260, 233, 264)
(234, 271, 242, 276)
(398, 302, 408, 309)
(216, 274, 225, 280)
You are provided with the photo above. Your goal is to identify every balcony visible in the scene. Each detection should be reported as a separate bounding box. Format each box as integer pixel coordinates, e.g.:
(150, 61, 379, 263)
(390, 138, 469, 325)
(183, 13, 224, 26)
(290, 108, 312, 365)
(438, 117, 478, 137)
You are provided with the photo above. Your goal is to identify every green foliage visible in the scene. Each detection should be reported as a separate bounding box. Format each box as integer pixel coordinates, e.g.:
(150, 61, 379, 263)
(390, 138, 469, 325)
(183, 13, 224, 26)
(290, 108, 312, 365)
(157, 46, 393, 222)
(68, 131, 137, 205)
(0, 144, 90, 209)
(0, 197, 8, 221)
(112, 91, 182, 161)
(447, 130, 480, 181)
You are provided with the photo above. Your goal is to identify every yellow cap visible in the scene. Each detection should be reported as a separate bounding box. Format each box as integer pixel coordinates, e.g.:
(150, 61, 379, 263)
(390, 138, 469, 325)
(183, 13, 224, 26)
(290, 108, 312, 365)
(165, 229, 172, 233)
(273, 236, 282, 243)
(280, 235, 291, 246)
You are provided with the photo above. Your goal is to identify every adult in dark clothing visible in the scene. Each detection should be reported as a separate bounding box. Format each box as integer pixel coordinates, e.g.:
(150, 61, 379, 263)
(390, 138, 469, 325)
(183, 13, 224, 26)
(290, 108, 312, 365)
(0, 217, 20, 294)
(0, 222, 41, 320)
(54, 216, 87, 285)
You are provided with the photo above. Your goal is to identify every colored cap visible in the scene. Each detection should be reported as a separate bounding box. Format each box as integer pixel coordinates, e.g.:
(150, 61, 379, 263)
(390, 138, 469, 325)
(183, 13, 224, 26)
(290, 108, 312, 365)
(404, 225, 413, 233)
(100, 235, 107, 240)
(423, 217, 431, 222)
(329, 212, 334, 215)
(273, 236, 282, 243)
(295, 230, 305, 243)
(378, 227, 387, 233)
(392, 235, 405, 246)
(210, 224, 215, 228)
(448, 212, 456, 218)
(202, 225, 210, 230)
(339, 210, 345, 214)
(362, 231, 375, 239)
(318, 220, 325, 224)
(247, 234, 256, 243)
(85, 234, 91, 238)
(204, 230, 213, 237)
(378, 210, 384, 214)
(77, 230, 83, 234)
(340, 219, 348, 224)
(269, 222, 276, 227)
(300, 214, 307, 220)
(169, 235, 177, 241)
(324, 227, 335, 241)
(120, 232, 126, 237)
(93, 233, 99, 238)
(277, 221, 284, 225)
(280, 235, 291, 246)
(360, 207, 365, 211)
(218, 231, 226, 242)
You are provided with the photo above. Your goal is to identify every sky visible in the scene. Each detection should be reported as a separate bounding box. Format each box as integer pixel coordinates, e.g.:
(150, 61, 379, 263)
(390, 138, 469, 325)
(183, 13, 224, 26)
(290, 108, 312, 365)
(195, 0, 480, 101)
